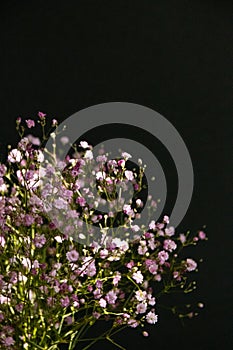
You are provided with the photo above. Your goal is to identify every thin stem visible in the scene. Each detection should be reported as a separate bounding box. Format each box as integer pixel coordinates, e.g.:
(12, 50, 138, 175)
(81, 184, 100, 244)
(106, 335, 126, 350)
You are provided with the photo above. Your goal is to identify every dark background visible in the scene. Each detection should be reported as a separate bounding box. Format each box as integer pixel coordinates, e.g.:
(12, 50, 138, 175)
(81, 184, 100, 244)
(0, 1, 232, 349)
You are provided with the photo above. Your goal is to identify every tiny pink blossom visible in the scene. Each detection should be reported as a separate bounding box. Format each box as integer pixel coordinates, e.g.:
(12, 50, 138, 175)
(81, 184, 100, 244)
(125, 170, 134, 181)
(100, 249, 108, 259)
(146, 311, 158, 324)
(79, 141, 89, 149)
(132, 270, 143, 284)
(8, 149, 22, 163)
(185, 258, 197, 271)
(163, 239, 177, 252)
(158, 250, 169, 264)
(198, 231, 206, 240)
(2, 336, 15, 346)
(179, 233, 186, 243)
(106, 290, 117, 304)
(61, 296, 70, 308)
(99, 298, 107, 308)
(66, 250, 79, 262)
(25, 119, 35, 128)
(163, 215, 169, 224)
(136, 302, 147, 314)
(165, 226, 175, 236)
(38, 111, 46, 119)
(149, 220, 156, 230)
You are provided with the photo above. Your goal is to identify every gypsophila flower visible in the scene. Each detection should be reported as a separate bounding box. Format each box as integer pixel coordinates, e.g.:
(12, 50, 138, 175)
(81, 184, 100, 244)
(8, 149, 22, 163)
(33, 233, 46, 248)
(132, 271, 144, 284)
(1, 336, 15, 346)
(25, 119, 35, 128)
(66, 249, 79, 262)
(163, 239, 177, 252)
(146, 311, 158, 324)
(136, 302, 147, 314)
(185, 258, 197, 271)
(99, 298, 107, 308)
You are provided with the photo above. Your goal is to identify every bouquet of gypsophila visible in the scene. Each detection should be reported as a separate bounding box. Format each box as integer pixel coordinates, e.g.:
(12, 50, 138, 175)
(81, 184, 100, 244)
(0, 112, 207, 350)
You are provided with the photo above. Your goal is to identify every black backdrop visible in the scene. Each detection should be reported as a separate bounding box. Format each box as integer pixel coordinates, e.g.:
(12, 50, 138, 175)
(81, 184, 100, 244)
(0, 1, 232, 349)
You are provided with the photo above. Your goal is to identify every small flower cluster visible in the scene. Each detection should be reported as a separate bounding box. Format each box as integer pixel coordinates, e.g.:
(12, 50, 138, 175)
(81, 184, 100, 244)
(0, 113, 207, 350)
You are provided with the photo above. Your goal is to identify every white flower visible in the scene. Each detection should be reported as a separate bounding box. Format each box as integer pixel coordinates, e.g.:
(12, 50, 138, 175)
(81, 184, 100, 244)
(80, 141, 89, 149)
(96, 171, 106, 180)
(8, 149, 22, 163)
(21, 257, 31, 270)
(122, 152, 132, 159)
(132, 270, 144, 284)
(54, 235, 63, 243)
(135, 290, 147, 301)
(0, 235, 6, 247)
(84, 150, 93, 160)
(125, 170, 134, 181)
(99, 298, 107, 308)
(37, 150, 44, 162)
(146, 311, 158, 324)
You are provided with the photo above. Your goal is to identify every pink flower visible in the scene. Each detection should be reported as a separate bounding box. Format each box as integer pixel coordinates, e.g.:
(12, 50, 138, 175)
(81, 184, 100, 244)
(132, 270, 143, 284)
(148, 263, 158, 275)
(125, 170, 134, 181)
(66, 249, 79, 262)
(136, 302, 147, 314)
(60, 136, 69, 145)
(61, 296, 70, 308)
(118, 159, 125, 167)
(0, 235, 6, 247)
(65, 316, 73, 325)
(52, 119, 58, 126)
(126, 261, 135, 269)
(157, 250, 169, 265)
(128, 319, 139, 328)
(146, 311, 158, 324)
(185, 258, 197, 271)
(149, 220, 156, 230)
(121, 152, 132, 159)
(179, 233, 186, 243)
(198, 231, 206, 240)
(38, 111, 46, 119)
(123, 204, 134, 217)
(2, 336, 15, 346)
(113, 272, 121, 286)
(163, 239, 177, 252)
(165, 226, 175, 236)
(138, 244, 148, 255)
(8, 149, 22, 163)
(148, 294, 156, 306)
(100, 249, 108, 259)
(33, 233, 46, 248)
(99, 298, 107, 308)
(135, 290, 147, 302)
(106, 290, 117, 305)
(24, 214, 35, 226)
(25, 119, 35, 128)
(163, 215, 169, 224)
(76, 197, 86, 207)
